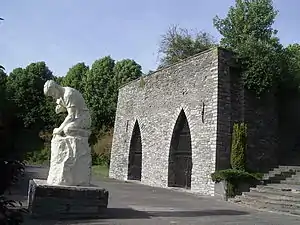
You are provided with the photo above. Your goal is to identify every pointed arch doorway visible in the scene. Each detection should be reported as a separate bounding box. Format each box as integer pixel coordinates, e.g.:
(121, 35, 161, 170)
(168, 109, 192, 189)
(127, 120, 142, 181)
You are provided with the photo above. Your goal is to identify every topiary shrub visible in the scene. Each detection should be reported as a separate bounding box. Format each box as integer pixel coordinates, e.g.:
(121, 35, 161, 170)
(230, 123, 247, 171)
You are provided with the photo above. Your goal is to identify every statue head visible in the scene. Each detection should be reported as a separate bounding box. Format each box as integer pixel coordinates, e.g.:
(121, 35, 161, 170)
(44, 80, 62, 99)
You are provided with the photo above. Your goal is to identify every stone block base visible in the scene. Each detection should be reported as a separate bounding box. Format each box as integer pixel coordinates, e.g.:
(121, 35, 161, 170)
(27, 179, 109, 217)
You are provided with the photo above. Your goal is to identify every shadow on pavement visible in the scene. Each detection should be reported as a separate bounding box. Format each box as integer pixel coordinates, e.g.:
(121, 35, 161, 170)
(28, 208, 249, 221)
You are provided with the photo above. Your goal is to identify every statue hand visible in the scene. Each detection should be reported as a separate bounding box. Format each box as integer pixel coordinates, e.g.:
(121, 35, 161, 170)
(55, 105, 66, 114)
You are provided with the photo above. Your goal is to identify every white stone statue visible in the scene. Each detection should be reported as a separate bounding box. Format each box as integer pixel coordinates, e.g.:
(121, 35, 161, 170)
(44, 80, 92, 186)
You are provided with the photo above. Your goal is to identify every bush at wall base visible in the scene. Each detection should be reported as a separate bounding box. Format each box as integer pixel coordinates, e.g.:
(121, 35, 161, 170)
(211, 169, 262, 198)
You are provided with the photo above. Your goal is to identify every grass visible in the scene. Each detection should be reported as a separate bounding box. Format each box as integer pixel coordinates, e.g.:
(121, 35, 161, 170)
(92, 165, 109, 178)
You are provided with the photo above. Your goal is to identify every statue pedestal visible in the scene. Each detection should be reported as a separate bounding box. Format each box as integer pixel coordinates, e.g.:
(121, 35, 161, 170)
(47, 135, 92, 186)
(27, 179, 109, 217)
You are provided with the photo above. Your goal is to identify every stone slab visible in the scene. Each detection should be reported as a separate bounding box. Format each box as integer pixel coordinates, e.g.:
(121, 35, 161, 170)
(27, 179, 109, 217)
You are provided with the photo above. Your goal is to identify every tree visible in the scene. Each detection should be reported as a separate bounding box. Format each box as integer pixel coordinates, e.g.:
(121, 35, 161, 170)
(85, 56, 115, 136)
(0, 69, 7, 127)
(113, 59, 142, 88)
(54, 76, 64, 85)
(6, 62, 56, 129)
(5, 62, 58, 155)
(0, 18, 4, 71)
(281, 44, 300, 90)
(84, 57, 143, 144)
(0, 69, 6, 96)
(158, 24, 216, 68)
(62, 62, 89, 94)
(108, 59, 142, 122)
(0, 69, 7, 121)
(214, 0, 284, 96)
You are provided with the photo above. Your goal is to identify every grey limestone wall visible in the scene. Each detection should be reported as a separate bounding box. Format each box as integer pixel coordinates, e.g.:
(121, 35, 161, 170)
(109, 47, 280, 196)
(216, 48, 279, 172)
(109, 48, 220, 195)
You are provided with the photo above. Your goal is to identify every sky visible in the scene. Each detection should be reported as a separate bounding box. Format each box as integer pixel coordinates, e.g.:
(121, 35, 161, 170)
(1, 0, 300, 76)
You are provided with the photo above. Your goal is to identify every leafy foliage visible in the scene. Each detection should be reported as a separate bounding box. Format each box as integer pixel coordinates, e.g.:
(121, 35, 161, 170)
(109, 59, 142, 119)
(280, 44, 300, 91)
(230, 123, 247, 171)
(54, 76, 64, 85)
(62, 62, 89, 94)
(211, 169, 261, 197)
(113, 59, 142, 88)
(24, 147, 50, 165)
(91, 129, 113, 167)
(6, 62, 56, 129)
(0, 196, 27, 225)
(0, 69, 7, 110)
(211, 169, 258, 183)
(84, 56, 115, 139)
(85, 57, 142, 144)
(0, 160, 27, 225)
(158, 24, 216, 68)
(214, 0, 284, 96)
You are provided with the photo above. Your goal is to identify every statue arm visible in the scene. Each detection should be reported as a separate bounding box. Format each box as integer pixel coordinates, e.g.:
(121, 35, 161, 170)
(53, 107, 76, 135)
(55, 98, 66, 114)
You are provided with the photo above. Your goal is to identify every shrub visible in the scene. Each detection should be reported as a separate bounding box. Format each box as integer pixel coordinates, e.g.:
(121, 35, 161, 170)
(24, 147, 50, 165)
(230, 123, 247, 171)
(211, 169, 258, 183)
(91, 129, 113, 167)
(92, 150, 110, 166)
(0, 196, 27, 225)
(0, 160, 27, 224)
(211, 169, 260, 197)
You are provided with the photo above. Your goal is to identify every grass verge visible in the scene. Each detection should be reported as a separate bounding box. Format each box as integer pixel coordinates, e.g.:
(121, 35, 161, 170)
(92, 165, 109, 178)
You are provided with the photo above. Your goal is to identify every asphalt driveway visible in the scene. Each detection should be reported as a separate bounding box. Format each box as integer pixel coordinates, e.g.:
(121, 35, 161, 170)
(12, 166, 300, 225)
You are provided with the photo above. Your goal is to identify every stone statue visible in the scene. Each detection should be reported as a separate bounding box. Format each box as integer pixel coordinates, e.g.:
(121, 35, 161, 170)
(44, 80, 92, 186)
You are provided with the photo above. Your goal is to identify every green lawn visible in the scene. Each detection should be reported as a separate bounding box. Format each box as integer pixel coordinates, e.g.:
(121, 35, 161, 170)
(92, 165, 109, 177)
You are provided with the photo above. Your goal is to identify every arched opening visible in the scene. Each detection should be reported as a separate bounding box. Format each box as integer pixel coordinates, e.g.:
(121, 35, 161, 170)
(127, 120, 142, 181)
(168, 109, 192, 189)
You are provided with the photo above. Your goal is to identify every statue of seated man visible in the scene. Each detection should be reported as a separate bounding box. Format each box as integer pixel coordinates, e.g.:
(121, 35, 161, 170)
(43, 80, 91, 137)
(43, 80, 92, 186)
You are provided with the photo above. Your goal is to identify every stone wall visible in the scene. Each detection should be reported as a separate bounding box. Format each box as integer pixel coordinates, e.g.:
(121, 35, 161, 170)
(243, 90, 279, 172)
(109, 48, 220, 195)
(109, 47, 280, 196)
(278, 91, 300, 165)
(215, 49, 279, 172)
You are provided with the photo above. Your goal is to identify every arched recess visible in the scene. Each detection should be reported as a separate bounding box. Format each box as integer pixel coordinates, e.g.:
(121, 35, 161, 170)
(127, 120, 142, 181)
(168, 109, 192, 189)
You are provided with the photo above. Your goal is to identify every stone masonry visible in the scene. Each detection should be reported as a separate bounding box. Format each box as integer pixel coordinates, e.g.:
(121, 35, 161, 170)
(109, 47, 279, 196)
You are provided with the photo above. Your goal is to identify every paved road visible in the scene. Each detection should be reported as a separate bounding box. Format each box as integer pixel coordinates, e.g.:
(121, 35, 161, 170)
(11, 166, 300, 225)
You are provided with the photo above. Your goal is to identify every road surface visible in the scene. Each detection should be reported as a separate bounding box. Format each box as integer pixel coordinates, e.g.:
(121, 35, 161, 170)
(10, 166, 300, 225)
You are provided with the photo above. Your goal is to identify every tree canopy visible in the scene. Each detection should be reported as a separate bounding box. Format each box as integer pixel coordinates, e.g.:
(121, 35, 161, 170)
(158, 25, 216, 68)
(84, 57, 142, 143)
(213, 0, 284, 96)
(6, 62, 55, 129)
(63, 62, 89, 93)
